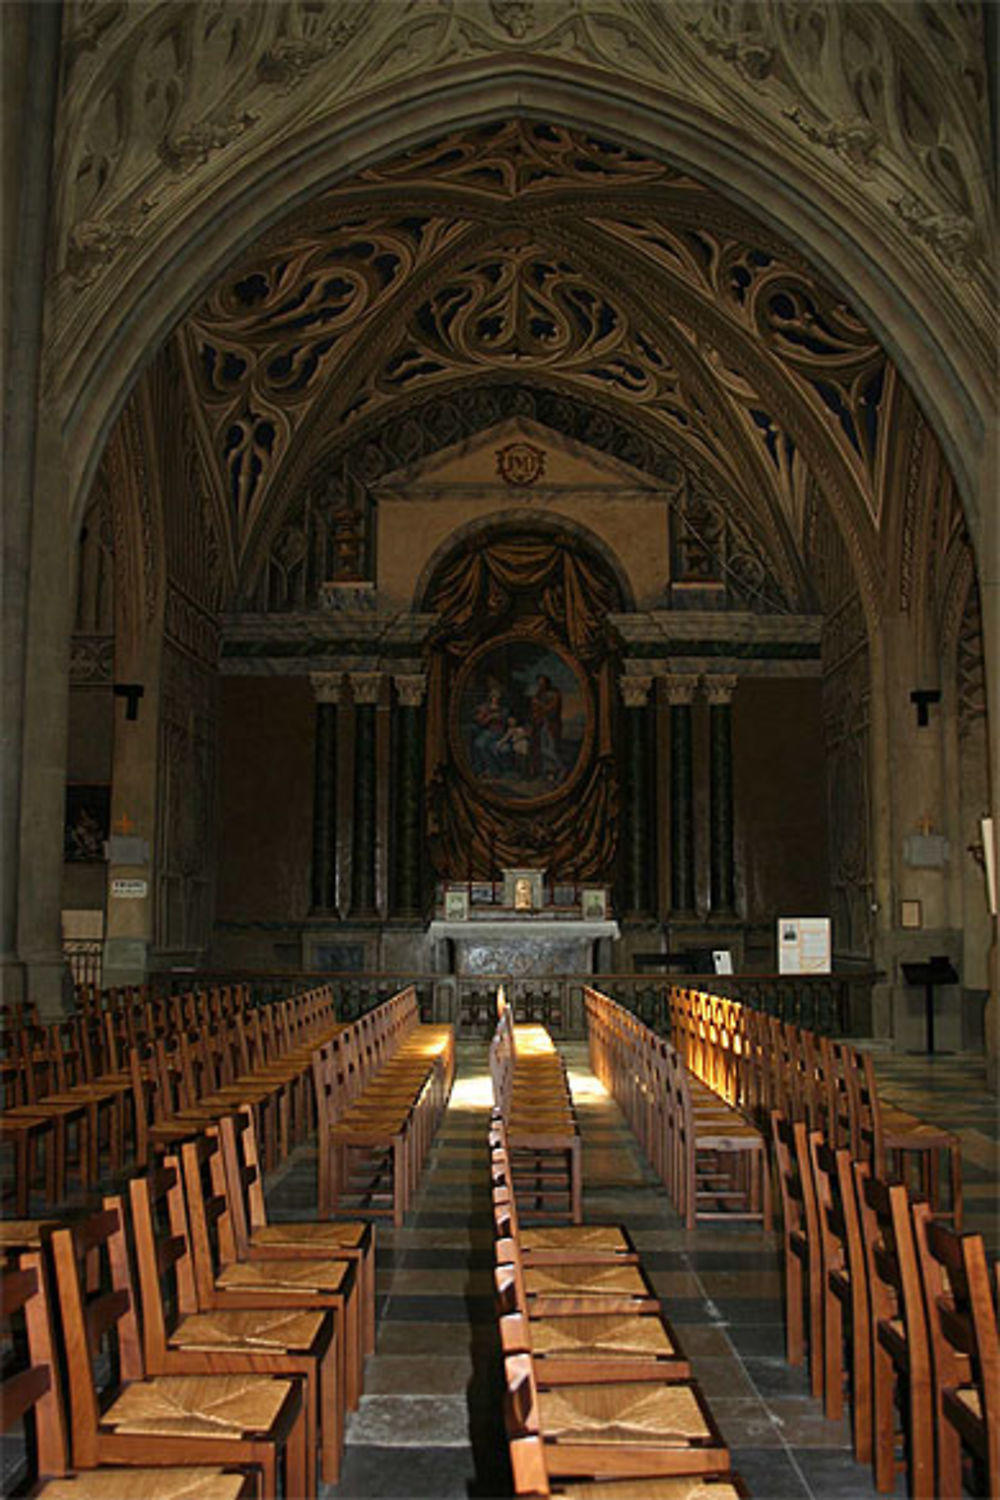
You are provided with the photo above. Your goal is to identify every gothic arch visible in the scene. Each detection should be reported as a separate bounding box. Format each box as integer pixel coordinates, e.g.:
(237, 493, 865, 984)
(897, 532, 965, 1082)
(55, 63, 990, 558)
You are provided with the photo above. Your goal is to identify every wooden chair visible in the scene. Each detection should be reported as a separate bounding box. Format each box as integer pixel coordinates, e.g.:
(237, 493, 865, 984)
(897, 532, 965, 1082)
(911, 1201, 1000, 1498)
(806, 1132, 872, 1464)
(770, 1110, 823, 1398)
(128, 1165, 343, 1484)
(218, 1104, 376, 1355)
(177, 1132, 363, 1414)
(1, 1249, 258, 1500)
(504, 1349, 730, 1483)
(507, 1433, 747, 1497)
(848, 1046, 963, 1227)
(48, 1204, 308, 1499)
(854, 1166, 934, 1498)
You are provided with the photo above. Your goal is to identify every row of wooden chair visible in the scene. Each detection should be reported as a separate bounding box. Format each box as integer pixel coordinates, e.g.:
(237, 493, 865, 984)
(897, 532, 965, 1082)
(668, 985, 962, 1225)
(1, 1100, 380, 1498)
(491, 999, 582, 1224)
(310, 985, 455, 1225)
(490, 1114, 747, 1498)
(584, 989, 770, 1231)
(0, 985, 340, 1215)
(772, 1108, 998, 1497)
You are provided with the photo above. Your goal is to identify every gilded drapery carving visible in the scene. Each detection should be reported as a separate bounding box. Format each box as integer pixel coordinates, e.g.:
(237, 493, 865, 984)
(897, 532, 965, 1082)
(424, 535, 621, 880)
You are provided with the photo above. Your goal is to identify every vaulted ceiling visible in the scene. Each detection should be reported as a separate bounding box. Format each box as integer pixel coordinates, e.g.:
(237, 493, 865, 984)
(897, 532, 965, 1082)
(138, 119, 934, 612)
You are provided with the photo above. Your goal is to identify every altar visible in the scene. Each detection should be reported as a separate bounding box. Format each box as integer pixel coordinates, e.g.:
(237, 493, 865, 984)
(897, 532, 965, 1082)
(428, 868, 619, 976)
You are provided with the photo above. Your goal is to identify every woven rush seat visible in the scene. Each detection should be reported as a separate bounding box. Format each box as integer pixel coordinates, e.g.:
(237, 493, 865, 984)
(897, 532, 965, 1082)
(37, 1470, 252, 1500)
(521, 1225, 630, 1253)
(538, 1381, 713, 1444)
(215, 1258, 352, 1295)
(524, 1263, 649, 1297)
(247, 1221, 369, 1250)
(557, 1476, 744, 1499)
(167, 1307, 328, 1352)
(530, 1313, 680, 1359)
(99, 1372, 297, 1438)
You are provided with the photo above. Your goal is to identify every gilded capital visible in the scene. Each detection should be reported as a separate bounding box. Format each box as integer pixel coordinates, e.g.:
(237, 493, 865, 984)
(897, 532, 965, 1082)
(661, 674, 699, 706)
(394, 673, 427, 708)
(310, 672, 344, 704)
(619, 675, 653, 708)
(704, 674, 739, 706)
(349, 671, 384, 705)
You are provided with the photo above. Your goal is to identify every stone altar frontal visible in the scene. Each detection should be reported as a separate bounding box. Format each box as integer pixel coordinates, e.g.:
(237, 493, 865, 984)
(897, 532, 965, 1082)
(427, 917, 620, 976)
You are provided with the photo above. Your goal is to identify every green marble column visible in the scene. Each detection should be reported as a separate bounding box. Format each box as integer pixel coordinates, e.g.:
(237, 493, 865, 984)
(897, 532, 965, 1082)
(620, 676, 654, 917)
(310, 687, 338, 910)
(350, 673, 381, 915)
(707, 675, 737, 914)
(393, 673, 426, 917)
(666, 675, 698, 914)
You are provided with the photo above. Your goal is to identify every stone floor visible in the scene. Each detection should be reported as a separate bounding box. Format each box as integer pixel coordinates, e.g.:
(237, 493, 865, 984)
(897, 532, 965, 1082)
(260, 1040, 999, 1500)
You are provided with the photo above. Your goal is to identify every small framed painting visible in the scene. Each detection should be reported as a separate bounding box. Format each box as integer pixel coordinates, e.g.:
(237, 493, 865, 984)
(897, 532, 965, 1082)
(445, 887, 470, 921)
(64, 784, 110, 862)
(900, 899, 923, 930)
(580, 887, 607, 920)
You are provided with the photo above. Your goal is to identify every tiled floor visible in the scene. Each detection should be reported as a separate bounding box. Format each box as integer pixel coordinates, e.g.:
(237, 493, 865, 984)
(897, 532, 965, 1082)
(261, 1040, 999, 1500)
(2, 1039, 995, 1498)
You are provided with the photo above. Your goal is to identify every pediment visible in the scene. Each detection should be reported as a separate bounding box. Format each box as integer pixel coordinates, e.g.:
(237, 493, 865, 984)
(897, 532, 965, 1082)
(374, 417, 663, 496)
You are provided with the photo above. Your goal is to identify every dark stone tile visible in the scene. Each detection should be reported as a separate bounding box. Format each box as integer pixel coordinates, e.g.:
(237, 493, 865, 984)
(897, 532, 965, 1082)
(741, 1354, 814, 1398)
(381, 1293, 496, 1323)
(792, 1445, 908, 1498)
(687, 1248, 783, 1272)
(729, 1447, 811, 1499)
(390, 1247, 494, 1270)
(706, 1295, 785, 1324)
(726, 1322, 789, 1359)
(327, 1443, 482, 1498)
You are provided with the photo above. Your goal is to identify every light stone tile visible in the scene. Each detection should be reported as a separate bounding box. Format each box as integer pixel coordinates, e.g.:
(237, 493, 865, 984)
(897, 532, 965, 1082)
(346, 1395, 470, 1447)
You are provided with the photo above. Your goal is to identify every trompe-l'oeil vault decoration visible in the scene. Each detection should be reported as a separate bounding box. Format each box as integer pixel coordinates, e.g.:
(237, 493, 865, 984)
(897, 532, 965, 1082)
(424, 532, 621, 882)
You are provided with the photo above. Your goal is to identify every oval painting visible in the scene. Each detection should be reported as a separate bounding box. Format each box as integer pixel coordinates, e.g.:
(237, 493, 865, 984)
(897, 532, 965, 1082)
(452, 637, 592, 806)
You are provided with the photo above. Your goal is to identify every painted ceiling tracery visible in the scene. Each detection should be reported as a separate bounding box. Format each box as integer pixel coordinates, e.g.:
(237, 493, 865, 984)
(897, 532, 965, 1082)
(160, 116, 925, 627)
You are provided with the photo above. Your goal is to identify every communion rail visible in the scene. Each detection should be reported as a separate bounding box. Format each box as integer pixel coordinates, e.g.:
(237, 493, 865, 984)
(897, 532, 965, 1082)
(81, 968, 880, 1040)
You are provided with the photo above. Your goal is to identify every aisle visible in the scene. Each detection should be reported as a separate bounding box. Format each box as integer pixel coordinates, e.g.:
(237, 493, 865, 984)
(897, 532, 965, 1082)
(263, 1039, 919, 1499)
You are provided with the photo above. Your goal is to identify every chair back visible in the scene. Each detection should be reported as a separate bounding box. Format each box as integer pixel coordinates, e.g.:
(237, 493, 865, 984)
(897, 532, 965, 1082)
(129, 1160, 200, 1369)
(0, 1249, 70, 1478)
(49, 1200, 145, 1467)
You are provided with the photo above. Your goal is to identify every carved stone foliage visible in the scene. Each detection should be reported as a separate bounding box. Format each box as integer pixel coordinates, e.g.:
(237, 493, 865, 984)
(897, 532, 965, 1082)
(69, 635, 115, 685)
(155, 640, 217, 957)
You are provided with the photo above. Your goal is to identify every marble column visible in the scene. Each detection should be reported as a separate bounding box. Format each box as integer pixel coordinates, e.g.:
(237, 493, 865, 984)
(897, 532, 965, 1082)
(619, 675, 655, 917)
(665, 675, 698, 915)
(393, 673, 426, 918)
(349, 672, 382, 916)
(706, 675, 738, 914)
(309, 673, 342, 910)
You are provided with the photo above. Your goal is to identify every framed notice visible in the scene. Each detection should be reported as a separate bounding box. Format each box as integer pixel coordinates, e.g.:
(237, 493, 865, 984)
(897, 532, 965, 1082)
(778, 917, 831, 974)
